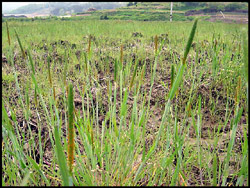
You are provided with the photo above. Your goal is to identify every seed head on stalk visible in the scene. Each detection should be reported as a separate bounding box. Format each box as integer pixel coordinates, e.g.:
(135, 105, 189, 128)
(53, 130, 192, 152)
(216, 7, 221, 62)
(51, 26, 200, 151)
(120, 44, 123, 64)
(182, 18, 198, 65)
(6, 21, 11, 46)
(168, 18, 198, 100)
(67, 83, 75, 175)
(88, 35, 92, 57)
(154, 35, 158, 54)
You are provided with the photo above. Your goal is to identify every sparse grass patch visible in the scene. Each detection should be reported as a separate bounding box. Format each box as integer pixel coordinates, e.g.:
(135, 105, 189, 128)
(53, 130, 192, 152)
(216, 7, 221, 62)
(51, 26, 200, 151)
(2, 18, 248, 186)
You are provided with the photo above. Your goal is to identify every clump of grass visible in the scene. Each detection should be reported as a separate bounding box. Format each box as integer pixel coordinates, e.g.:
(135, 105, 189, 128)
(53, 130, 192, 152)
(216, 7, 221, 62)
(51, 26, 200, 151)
(2, 18, 248, 186)
(134, 18, 199, 185)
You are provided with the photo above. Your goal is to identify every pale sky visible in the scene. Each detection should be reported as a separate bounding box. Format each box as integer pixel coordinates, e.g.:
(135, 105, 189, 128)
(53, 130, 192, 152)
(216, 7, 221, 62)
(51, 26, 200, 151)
(2, 2, 45, 12)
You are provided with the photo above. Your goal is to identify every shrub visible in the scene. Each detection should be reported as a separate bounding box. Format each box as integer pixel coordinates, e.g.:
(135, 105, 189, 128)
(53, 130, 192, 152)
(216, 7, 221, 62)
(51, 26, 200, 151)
(100, 14, 109, 20)
(225, 3, 245, 11)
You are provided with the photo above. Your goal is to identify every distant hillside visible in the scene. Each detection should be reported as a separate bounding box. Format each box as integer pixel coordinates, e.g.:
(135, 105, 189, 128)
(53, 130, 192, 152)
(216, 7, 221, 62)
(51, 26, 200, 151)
(4, 2, 248, 23)
(8, 2, 127, 15)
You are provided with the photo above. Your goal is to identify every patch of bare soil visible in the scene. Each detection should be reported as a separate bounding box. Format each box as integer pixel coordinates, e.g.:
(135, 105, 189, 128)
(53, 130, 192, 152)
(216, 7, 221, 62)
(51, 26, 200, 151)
(188, 13, 248, 24)
(207, 13, 248, 24)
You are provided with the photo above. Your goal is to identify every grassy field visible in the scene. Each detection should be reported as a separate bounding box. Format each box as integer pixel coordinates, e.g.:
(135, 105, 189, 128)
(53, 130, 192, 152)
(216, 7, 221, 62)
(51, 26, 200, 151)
(2, 19, 248, 186)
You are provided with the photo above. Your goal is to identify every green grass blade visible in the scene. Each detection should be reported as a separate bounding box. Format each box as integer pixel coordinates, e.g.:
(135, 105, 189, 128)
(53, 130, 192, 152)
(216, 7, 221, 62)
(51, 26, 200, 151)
(14, 29, 26, 59)
(54, 125, 70, 186)
(27, 50, 35, 75)
(222, 107, 243, 186)
(47, 56, 52, 87)
(212, 153, 218, 186)
(168, 64, 185, 100)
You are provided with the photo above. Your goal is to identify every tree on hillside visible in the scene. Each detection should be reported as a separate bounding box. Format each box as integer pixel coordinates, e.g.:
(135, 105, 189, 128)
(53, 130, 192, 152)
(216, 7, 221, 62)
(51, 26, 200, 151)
(225, 3, 245, 11)
(100, 14, 109, 20)
(183, 2, 201, 7)
(203, 3, 223, 13)
(59, 9, 65, 15)
(127, 2, 134, 7)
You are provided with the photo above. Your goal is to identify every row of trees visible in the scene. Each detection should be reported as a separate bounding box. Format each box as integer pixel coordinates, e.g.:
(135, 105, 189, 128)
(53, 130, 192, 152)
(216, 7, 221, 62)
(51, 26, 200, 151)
(127, 2, 138, 7)
(183, 2, 247, 12)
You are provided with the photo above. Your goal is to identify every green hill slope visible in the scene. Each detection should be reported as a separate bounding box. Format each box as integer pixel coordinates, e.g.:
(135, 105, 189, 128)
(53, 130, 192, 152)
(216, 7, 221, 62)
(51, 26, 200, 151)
(74, 2, 248, 22)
